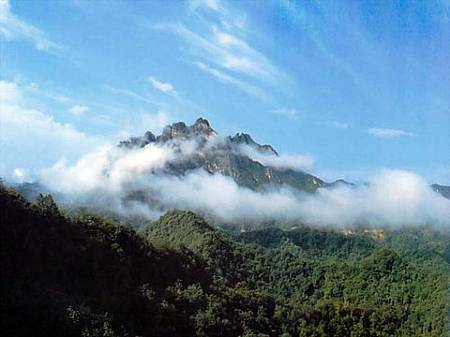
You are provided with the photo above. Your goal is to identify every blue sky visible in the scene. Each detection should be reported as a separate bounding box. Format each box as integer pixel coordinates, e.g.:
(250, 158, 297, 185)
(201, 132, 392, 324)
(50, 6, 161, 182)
(1, 0, 449, 184)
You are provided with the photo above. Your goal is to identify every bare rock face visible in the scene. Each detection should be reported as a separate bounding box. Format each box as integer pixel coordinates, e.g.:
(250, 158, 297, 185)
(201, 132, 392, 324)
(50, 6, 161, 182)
(118, 117, 325, 192)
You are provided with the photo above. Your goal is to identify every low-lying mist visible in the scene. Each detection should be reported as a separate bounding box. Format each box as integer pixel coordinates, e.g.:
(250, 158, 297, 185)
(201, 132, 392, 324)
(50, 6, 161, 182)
(39, 140, 450, 229)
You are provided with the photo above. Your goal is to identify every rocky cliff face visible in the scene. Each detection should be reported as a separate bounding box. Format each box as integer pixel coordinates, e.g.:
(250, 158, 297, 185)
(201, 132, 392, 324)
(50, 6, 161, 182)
(119, 118, 325, 192)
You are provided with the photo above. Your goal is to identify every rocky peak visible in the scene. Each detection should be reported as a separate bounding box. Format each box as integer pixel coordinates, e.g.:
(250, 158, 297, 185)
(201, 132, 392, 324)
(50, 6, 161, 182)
(191, 118, 216, 137)
(230, 133, 255, 145)
(230, 133, 278, 156)
(159, 122, 189, 142)
(143, 131, 156, 143)
(116, 117, 325, 193)
(155, 118, 216, 142)
(119, 130, 156, 149)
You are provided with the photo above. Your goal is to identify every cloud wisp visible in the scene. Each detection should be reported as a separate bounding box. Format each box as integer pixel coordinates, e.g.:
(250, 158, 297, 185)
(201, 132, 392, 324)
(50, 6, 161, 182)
(151, 0, 288, 101)
(238, 144, 315, 172)
(332, 121, 349, 129)
(270, 108, 299, 120)
(148, 76, 175, 94)
(0, 0, 63, 54)
(69, 105, 90, 116)
(194, 61, 268, 99)
(368, 128, 415, 138)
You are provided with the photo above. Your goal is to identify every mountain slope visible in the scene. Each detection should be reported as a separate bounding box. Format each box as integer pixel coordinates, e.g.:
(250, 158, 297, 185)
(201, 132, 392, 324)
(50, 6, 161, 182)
(120, 118, 325, 192)
(1, 184, 449, 336)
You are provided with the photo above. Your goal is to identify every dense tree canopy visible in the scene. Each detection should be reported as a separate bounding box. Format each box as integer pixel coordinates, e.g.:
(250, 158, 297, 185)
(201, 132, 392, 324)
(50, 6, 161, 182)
(0, 184, 448, 336)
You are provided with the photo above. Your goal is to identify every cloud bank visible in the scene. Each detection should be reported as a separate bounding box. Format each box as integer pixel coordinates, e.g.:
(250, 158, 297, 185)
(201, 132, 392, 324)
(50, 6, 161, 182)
(38, 140, 450, 229)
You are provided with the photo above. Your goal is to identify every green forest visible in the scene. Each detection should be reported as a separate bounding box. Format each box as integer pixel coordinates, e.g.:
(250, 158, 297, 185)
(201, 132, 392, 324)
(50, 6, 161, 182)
(1, 183, 449, 337)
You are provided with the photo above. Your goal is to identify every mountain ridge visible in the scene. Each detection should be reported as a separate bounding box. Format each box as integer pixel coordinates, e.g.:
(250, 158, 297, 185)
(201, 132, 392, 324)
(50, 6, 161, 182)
(119, 117, 326, 192)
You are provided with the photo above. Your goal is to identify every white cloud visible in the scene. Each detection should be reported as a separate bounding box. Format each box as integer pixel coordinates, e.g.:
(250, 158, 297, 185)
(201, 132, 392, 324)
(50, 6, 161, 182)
(13, 168, 31, 183)
(0, 0, 62, 54)
(41, 143, 177, 195)
(148, 76, 175, 94)
(0, 80, 103, 180)
(26, 83, 73, 104)
(152, 169, 450, 227)
(368, 128, 415, 138)
(39, 138, 450, 227)
(332, 121, 349, 129)
(154, 18, 282, 85)
(69, 105, 89, 115)
(0, 80, 21, 102)
(190, 0, 224, 13)
(189, 0, 245, 31)
(117, 111, 173, 139)
(152, 0, 289, 100)
(102, 84, 163, 106)
(271, 108, 299, 120)
(238, 144, 315, 171)
(298, 170, 450, 227)
(140, 111, 172, 133)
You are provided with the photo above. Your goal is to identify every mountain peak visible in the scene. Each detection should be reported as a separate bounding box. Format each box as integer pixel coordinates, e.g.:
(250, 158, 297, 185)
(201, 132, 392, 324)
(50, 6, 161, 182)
(117, 118, 323, 192)
(194, 117, 211, 128)
(191, 117, 216, 137)
(157, 118, 216, 142)
(230, 133, 278, 156)
(160, 122, 189, 141)
(230, 132, 255, 145)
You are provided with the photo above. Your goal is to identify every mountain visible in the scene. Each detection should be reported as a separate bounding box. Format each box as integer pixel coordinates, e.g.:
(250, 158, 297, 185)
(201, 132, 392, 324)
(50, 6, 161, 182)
(1, 183, 449, 337)
(14, 182, 50, 201)
(431, 184, 450, 199)
(119, 118, 325, 192)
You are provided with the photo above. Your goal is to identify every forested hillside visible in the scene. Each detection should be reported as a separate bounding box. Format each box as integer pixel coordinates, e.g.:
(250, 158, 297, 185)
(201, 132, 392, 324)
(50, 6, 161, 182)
(1, 184, 449, 337)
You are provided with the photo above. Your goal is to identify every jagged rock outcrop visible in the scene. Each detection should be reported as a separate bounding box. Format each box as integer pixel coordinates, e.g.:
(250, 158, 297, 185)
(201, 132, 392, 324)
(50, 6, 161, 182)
(119, 118, 325, 192)
(229, 132, 278, 155)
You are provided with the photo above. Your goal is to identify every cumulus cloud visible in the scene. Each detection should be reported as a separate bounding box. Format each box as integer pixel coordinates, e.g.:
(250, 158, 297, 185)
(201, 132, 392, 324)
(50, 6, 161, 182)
(37, 136, 450, 228)
(148, 76, 175, 94)
(0, 81, 102, 181)
(368, 128, 415, 138)
(297, 170, 449, 227)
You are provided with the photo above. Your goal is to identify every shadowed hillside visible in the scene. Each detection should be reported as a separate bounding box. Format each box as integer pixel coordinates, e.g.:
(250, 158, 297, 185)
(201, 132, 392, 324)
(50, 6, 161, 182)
(2, 183, 448, 336)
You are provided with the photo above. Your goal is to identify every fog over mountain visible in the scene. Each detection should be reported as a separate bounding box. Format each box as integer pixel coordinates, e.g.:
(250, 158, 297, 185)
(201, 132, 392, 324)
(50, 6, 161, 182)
(30, 118, 449, 228)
